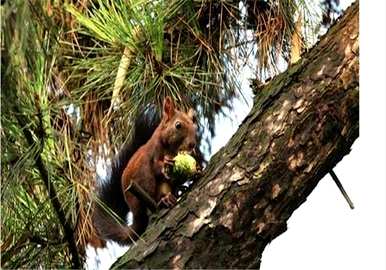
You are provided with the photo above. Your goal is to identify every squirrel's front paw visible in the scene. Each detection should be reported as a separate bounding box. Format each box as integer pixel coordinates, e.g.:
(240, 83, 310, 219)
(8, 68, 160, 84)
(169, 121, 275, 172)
(158, 192, 177, 208)
(161, 166, 171, 180)
(164, 155, 175, 166)
(161, 155, 176, 180)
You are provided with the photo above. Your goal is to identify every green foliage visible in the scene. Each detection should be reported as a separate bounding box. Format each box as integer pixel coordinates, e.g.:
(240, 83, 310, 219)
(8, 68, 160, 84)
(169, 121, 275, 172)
(64, 0, 235, 146)
(1, 1, 81, 268)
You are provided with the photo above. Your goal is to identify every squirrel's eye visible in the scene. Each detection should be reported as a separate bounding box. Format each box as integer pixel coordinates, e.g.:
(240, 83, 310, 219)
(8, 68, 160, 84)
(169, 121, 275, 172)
(175, 121, 182, 130)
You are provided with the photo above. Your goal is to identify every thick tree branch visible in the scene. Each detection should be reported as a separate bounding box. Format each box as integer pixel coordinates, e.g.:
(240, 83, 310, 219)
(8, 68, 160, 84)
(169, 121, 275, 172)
(113, 2, 359, 268)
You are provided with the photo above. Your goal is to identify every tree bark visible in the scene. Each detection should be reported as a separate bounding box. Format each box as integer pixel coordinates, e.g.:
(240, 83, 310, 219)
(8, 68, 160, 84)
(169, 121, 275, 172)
(112, 2, 359, 269)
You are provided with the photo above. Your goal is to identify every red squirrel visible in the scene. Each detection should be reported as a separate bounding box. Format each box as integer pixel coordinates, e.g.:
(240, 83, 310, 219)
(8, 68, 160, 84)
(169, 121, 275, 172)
(93, 97, 197, 245)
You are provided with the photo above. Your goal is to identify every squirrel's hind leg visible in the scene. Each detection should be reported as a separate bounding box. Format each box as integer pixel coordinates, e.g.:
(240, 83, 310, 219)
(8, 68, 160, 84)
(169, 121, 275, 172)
(125, 194, 149, 241)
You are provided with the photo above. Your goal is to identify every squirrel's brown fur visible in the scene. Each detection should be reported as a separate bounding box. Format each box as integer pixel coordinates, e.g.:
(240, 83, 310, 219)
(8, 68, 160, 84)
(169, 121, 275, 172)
(93, 97, 196, 245)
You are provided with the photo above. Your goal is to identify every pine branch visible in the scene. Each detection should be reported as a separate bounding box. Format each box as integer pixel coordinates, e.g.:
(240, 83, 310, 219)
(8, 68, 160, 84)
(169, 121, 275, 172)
(13, 106, 81, 269)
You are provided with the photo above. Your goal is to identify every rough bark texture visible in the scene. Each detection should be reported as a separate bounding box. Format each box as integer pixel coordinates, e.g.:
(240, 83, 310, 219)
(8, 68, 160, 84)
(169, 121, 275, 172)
(112, 2, 359, 269)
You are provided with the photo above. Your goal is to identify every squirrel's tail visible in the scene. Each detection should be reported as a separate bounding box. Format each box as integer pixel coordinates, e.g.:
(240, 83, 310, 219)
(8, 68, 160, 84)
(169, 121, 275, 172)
(92, 105, 160, 246)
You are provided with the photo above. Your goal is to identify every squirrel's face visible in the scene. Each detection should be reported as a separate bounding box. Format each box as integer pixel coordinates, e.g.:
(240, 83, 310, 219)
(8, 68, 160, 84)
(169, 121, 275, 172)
(161, 97, 197, 155)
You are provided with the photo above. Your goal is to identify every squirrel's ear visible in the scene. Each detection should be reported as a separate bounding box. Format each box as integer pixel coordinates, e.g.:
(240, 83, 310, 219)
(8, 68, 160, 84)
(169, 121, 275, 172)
(188, 108, 196, 122)
(163, 96, 175, 121)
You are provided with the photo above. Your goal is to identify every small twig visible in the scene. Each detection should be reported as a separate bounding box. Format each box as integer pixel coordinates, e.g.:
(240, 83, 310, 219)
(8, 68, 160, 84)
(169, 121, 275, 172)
(125, 181, 158, 213)
(329, 169, 355, 209)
